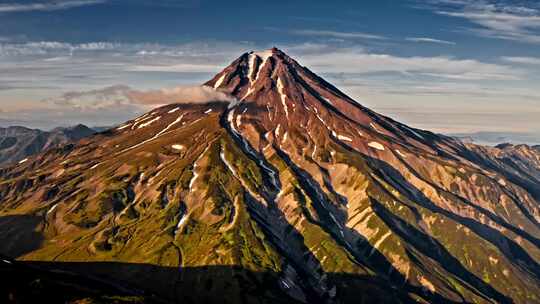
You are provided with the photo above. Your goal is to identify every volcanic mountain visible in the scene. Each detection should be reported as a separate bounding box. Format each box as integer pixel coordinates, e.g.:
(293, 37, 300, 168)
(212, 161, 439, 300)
(1, 48, 540, 304)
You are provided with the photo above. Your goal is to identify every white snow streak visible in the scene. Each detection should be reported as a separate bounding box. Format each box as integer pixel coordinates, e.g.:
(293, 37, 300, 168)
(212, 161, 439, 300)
(253, 50, 273, 61)
(46, 203, 58, 215)
(134, 113, 150, 122)
(168, 107, 180, 114)
(174, 213, 189, 236)
(189, 146, 211, 191)
(395, 149, 407, 158)
(214, 74, 227, 89)
(320, 96, 333, 105)
(117, 114, 183, 154)
(18, 158, 28, 164)
(138, 116, 161, 129)
(117, 124, 131, 130)
(277, 77, 289, 119)
(337, 134, 352, 142)
(172, 144, 185, 151)
(155, 114, 183, 138)
(204, 109, 213, 114)
(368, 142, 385, 151)
(220, 149, 239, 179)
(370, 123, 384, 133)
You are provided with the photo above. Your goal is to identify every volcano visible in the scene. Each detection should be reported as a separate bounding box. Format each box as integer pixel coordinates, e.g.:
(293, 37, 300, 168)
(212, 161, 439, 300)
(1, 48, 540, 304)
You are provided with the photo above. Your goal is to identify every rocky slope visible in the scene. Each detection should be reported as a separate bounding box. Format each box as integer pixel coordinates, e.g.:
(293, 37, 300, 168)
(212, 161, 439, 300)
(0, 124, 96, 167)
(0, 48, 539, 303)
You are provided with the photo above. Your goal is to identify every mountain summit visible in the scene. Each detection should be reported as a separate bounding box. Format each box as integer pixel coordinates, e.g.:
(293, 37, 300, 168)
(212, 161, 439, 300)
(1, 49, 539, 304)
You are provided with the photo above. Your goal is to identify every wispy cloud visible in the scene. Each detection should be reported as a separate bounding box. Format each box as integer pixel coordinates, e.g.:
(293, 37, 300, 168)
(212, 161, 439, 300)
(287, 44, 521, 80)
(289, 29, 387, 40)
(501, 56, 540, 65)
(0, 0, 106, 13)
(43, 84, 236, 109)
(423, 0, 540, 44)
(406, 37, 456, 45)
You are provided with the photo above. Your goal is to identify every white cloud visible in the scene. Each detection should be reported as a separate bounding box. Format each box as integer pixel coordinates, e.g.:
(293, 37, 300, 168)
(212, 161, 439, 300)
(501, 56, 540, 65)
(425, 0, 540, 43)
(125, 85, 238, 105)
(0, 0, 106, 13)
(290, 29, 386, 40)
(0, 39, 538, 134)
(289, 45, 521, 80)
(43, 85, 237, 110)
(406, 37, 456, 45)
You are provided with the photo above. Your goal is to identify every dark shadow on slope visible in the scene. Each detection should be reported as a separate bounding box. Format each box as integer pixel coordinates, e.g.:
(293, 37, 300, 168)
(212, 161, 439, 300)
(0, 257, 154, 304)
(3, 260, 422, 304)
(273, 148, 459, 304)
(0, 215, 44, 258)
(363, 155, 539, 301)
(455, 145, 540, 203)
(370, 198, 512, 304)
(394, 154, 540, 248)
(218, 115, 453, 302)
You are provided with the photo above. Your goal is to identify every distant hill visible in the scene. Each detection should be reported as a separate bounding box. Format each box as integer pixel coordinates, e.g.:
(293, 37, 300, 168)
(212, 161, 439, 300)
(450, 131, 540, 146)
(0, 124, 97, 166)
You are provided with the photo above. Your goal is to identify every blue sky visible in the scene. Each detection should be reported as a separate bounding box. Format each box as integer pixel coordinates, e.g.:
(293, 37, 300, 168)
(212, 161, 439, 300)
(0, 0, 539, 142)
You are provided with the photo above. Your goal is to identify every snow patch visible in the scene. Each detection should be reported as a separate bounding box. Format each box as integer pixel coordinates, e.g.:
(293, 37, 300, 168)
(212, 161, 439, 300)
(168, 107, 180, 114)
(46, 203, 58, 215)
(138, 116, 161, 129)
(204, 109, 213, 114)
(189, 146, 211, 191)
(117, 114, 183, 154)
(117, 124, 131, 130)
(2, 259, 11, 264)
(18, 158, 28, 164)
(134, 113, 150, 122)
(220, 149, 239, 178)
(395, 149, 407, 158)
(155, 114, 183, 138)
(368, 142, 385, 151)
(277, 77, 289, 119)
(172, 144, 185, 151)
(253, 49, 273, 61)
(498, 179, 507, 187)
(90, 163, 100, 170)
(370, 123, 383, 133)
(213, 74, 227, 89)
(174, 212, 189, 236)
(337, 134, 353, 142)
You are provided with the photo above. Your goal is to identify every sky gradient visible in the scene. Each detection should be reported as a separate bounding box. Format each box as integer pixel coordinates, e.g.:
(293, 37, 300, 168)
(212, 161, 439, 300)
(0, 0, 539, 144)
